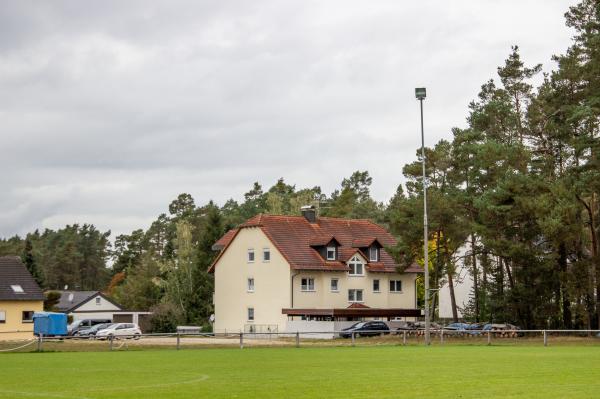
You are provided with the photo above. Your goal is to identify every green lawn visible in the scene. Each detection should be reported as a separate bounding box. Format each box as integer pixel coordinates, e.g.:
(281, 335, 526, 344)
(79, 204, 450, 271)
(1, 346, 599, 398)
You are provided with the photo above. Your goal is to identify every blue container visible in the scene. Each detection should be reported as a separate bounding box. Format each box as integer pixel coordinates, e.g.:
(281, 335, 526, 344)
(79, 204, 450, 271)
(33, 312, 68, 336)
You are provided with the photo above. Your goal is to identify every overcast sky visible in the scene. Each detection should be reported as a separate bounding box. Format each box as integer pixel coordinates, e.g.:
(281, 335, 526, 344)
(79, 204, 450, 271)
(0, 0, 578, 238)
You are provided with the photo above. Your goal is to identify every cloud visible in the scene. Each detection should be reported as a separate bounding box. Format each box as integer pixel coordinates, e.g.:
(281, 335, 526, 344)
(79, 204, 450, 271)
(0, 0, 578, 237)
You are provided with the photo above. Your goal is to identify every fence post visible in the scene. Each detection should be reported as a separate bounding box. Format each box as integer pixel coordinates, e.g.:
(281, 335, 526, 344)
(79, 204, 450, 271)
(239, 332, 244, 349)
(37, 333, 43, 352)
(440, 329, 444, 345)
(543, 330, 548, 347)
(295, 331, 300, 348)
(109, 335, 114, 351)
(487, 331, 491, 346)
(351, 332, 355, 347)
(403, 331, 406, 346)
(176, 333, 181, 350)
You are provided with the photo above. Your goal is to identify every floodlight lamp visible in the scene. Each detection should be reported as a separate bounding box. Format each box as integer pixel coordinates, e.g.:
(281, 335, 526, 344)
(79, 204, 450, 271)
(415, 87, 426, 100)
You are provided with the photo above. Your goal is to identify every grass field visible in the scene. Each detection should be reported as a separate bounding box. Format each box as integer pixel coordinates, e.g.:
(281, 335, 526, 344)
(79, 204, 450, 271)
(1, 346, 599, 398)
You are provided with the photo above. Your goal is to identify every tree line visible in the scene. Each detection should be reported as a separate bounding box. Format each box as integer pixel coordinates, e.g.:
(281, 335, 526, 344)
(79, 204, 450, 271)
(1, 0, 597, 331)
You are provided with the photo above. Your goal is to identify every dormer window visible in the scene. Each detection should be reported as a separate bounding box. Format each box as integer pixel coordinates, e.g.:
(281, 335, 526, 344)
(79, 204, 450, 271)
(369, 247, 379, 262)
(348, 255, 364, 276)
(326, 246, 336, 261)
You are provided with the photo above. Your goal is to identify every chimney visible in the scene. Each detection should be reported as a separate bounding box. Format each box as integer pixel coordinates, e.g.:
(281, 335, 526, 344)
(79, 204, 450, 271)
(301, 205, 317, 223)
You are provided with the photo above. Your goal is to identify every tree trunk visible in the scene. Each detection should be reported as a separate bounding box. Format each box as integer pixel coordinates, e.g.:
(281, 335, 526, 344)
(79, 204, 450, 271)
(471, 234, 479, 322)
(559, 242, 572, 329)
(447, 269, 459, 322)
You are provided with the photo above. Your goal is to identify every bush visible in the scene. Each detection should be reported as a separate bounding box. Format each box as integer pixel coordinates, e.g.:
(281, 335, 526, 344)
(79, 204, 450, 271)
(149, 302, 184, 333)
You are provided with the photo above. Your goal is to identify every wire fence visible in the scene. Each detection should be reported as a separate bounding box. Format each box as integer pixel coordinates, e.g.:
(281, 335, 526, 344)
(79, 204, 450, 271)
(1, 329, 600, 352)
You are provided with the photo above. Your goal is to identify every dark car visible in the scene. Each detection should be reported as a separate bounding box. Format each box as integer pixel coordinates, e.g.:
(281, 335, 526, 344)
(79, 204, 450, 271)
(74, 323, 114, 338)
(340, 321, 390, 338)
(68, 318, 112, 336)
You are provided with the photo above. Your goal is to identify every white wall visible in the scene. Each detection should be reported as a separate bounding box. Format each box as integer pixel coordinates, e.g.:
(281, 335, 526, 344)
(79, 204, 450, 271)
(439, 246, 473, 319)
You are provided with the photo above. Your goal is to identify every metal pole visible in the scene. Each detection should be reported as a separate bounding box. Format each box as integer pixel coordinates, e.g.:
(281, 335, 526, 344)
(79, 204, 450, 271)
(487, 331, 491, 346)
(440, 329, 444, 345)
(177, 333, 180, 350)
(295, 331, 300, 348)
(351, 331, 355, 347)
(403, 331, 407, 346)
(543, 330, 548, 347)
(239, 332, 244, 349)
(109, 335, 114, 351)
(420, 97, 430, 346)
(37, 333, 43, 352)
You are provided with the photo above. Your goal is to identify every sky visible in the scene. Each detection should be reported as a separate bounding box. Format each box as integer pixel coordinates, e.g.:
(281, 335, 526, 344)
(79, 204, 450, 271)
(0, 0, 579, 238)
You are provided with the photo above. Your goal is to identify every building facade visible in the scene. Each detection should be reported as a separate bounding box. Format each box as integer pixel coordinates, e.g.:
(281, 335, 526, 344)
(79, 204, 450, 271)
(210, 208, 422, 333)
(0, 257, 44, 340)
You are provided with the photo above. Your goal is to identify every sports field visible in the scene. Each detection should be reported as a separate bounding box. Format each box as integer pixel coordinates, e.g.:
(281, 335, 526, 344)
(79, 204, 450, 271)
(1, 346, 599, 398)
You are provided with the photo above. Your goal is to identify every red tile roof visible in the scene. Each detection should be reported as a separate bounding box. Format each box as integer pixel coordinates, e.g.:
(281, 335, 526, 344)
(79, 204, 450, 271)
(209, 214, 423, 274)
(347, 302, 370, 309)
(211, 228, 239, 251)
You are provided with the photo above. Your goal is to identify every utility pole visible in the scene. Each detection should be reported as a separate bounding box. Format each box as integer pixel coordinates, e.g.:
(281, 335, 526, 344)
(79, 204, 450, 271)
(415, 87, 430, 346)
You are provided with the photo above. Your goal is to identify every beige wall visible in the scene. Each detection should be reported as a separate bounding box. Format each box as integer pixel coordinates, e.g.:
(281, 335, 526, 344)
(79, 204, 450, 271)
(213, 227, 291, 333)
(0, 300, 43, 341)
(293, 271, 417, 310)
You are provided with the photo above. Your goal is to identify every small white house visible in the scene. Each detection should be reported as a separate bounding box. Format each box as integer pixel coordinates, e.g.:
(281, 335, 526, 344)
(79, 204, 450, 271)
(56, 291, 123, 321)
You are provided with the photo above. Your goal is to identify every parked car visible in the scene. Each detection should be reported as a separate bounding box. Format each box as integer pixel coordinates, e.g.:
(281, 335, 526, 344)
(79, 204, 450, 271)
(74, 323, 114, 338)
(442, 322, 470, 335)
(68, 319, 112, 336)
(340, 321, 390, 338)
(95, 323, 142, 340)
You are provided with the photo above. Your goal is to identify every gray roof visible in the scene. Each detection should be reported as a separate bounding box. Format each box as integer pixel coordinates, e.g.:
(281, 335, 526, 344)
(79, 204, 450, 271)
(55, 290, 99, 312)
(0, 256, 44, 301)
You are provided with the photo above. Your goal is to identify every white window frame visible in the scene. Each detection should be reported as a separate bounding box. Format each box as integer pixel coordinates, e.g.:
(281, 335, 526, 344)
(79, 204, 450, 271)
(348, 289, 364, 303)
(390, 280, 402, 293)
(263, 248, 270, 262)
(10, 285, 24, 293)
(0, 310, 5, 323)
(326, 246, 336, 261)
(247, 248, 255, 263)
(348, 256, 364, 276)
(330, 278, 339, 292)
(247, 307, 254, 322)
(369, 247, 378, 262)
(247, 277, 255, 292)
(301, 277, 315, 292)
(373, 279, 380, 293)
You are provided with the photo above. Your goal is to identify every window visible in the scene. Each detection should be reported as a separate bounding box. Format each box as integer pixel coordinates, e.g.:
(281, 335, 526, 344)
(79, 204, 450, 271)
(95, 297, 101, 305)
(247, 308, 254, 321)
(0, 311, 5, 323)
(330, 278, 339, 292)
(369, 247, 379, 262)
(348, 256, 364, 276)
(301, 278, 315, 292)
(373, 279, 380, 292)
(348, 289, 363, 302)
(247, 278, 255, 292)
(390, 280, 402, 292)
(22, 311, 34, 323)
(247, 249, 255, 263)
(263, 248, 270, 262)
(10, 285, 24, 293)
(326, 246, 336, 261)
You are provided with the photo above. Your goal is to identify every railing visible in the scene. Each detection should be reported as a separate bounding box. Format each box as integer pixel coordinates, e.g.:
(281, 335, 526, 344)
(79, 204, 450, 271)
(1, 329, 599, 352)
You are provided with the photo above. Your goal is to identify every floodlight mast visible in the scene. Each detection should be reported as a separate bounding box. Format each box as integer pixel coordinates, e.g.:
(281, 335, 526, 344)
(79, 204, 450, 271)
(415, 87, 430, 346)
